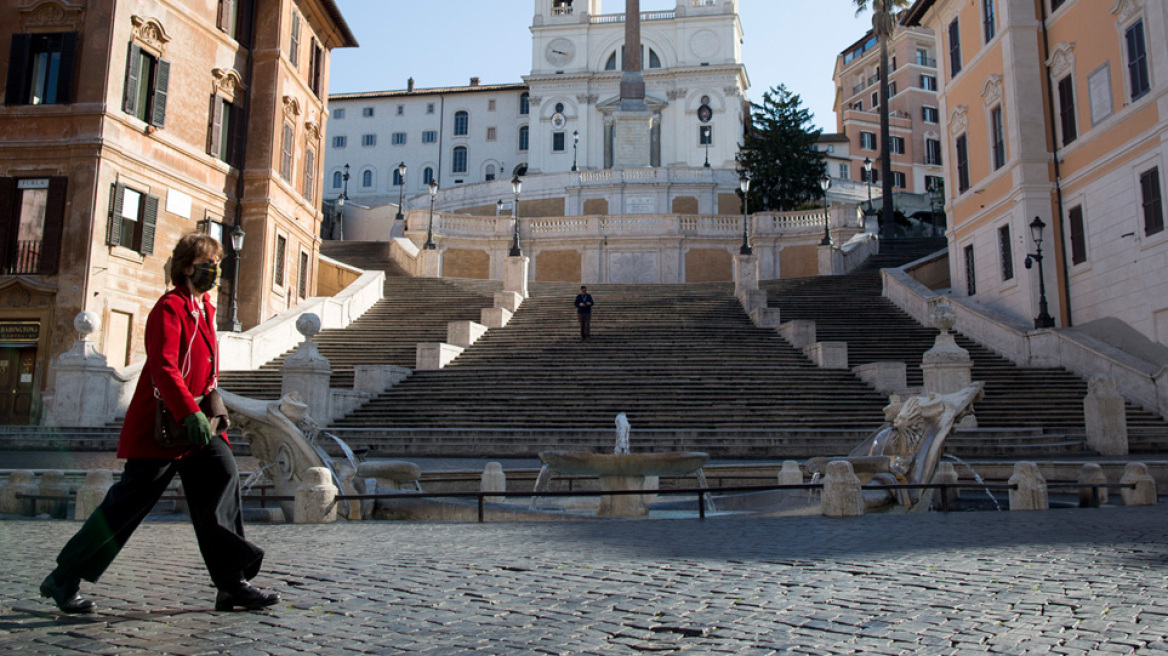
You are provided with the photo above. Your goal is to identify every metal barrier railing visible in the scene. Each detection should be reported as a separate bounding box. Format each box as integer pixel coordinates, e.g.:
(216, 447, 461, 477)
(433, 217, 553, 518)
(15, 482, 1137, 522)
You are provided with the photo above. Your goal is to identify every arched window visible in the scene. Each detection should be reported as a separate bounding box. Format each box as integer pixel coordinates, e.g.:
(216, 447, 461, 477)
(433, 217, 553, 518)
(392, 169, 403, 186)
(518, 126, 529, 152)
(605, 47, 661, 71)
(362, 169, 373, 187)
(649, 48, 661, 69)
(332, 171, 342, 188)
(605, 52, 617, 71)
(519, 92, 530, 115)
(423, 167, 434, 184)
(452, 146, 468, 173)
(453, 110, 469, 136)
(485, 164, 496, 181)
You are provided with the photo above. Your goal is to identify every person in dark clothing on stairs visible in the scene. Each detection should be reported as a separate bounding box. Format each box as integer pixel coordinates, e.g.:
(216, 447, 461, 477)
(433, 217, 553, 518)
(575, 286, 594, 340)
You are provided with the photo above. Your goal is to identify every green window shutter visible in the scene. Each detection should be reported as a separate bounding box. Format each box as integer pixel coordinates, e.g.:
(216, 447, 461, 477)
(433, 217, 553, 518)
(106, 183, 124, 246)
(123, 43, 141, 116)
(209, 94, 223, 157)
(140, 193, 159, 255)
(6, 34, 31, 105)
(57, 32, 78, 104)
(150, 59, 169, 128)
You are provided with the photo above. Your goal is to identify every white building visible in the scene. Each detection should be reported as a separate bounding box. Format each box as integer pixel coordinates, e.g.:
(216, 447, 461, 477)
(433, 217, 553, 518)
(324, 0, 748, 216)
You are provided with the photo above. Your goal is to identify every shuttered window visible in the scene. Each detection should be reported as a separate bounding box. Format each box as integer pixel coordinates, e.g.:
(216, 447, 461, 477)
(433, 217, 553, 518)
(1068, 205, 1086, 265)
(123, 43, 168, 127)
(5, 32, 77, 106)
(106, 182, 158, 255)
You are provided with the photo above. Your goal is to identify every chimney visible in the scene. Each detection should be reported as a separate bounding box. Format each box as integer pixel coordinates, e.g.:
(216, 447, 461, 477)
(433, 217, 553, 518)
(407, 77, 415, 92)
(470, 77, 481, 87)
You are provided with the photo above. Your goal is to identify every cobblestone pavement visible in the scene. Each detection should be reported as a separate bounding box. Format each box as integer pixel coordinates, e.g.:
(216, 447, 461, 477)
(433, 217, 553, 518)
(3, 506, 1168, 655)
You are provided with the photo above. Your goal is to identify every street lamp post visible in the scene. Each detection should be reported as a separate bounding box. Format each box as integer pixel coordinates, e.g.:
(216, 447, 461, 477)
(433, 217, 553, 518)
(820, 175, 833, 246)
(863, 156, 873, 217)
(739, 171, 752, 255)
(571, 131, 579, 172)
(228, 224, 245, 332)
(702, 126, 711, 168)
(496, 199, 503, 217)
(336, 163, 350, 241)
(395, 162, 407, 221)
(424, 179, 438, 250)
(509, 175, 523, 257)
(1024, 216, 1056, 329)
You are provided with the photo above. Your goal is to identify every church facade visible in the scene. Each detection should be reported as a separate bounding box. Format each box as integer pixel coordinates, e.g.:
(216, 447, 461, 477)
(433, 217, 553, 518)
(324, 0, 748, 215)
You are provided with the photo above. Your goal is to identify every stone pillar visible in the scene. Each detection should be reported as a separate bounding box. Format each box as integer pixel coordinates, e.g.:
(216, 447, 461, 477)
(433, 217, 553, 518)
(1084, 374, 1128, 456)
(0, 471, 36, 515)
(921, 304, 975, 426)
(930, 461, 959, 510)
(1008, 461, 1048, 511)
(294, 467, 338, 524)
(282, 314, 333, 422)
(36, 470, 70, 518)
(804, 342, 849, 369)
(503, 256, 529, 298)
(778, 320, 816, 349)
(854, 361, 909, 396)
(481, 462, 507, 504)
(74, 470, 113, 520)
(416, 343, 465, 371)
(779, 461, 803, 486)
(1077, 463, 1109, 508)
(419, 248, 441, 278)
(49, 312, 126, 427)
(447, 321, 488, 349)
(1120, 463, 1157, 506)
(821, 460, 864, 517)
(734, 253, 759, 296)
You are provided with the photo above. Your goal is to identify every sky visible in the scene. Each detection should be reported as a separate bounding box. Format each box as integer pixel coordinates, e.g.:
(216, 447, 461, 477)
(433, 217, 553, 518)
(328, 1, 876, 133)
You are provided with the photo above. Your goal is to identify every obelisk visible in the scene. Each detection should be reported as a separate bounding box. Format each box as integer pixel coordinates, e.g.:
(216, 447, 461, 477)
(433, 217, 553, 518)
(612, 0, 653, 168)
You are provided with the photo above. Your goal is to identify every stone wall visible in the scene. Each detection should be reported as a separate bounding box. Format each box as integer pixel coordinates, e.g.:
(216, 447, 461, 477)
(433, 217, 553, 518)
(443, 249, 491, 279)
(583, 198, 609, 215)
(536, 250, 583, 282)
(780, 245, 819, 279)
(717, 193, 741, 215)
(684, 249, 733, 283)
(317, 259, 363, 297)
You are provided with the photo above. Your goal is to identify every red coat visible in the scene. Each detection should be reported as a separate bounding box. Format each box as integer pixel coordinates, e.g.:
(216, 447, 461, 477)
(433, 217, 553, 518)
(117, 287, 223, 459)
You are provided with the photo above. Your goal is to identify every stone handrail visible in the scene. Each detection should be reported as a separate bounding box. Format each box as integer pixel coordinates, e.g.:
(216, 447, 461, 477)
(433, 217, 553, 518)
(882, 259, 1168, 419)
(218, 270, 385, 371)
(415, 209, 847, 241)
(819, 233, 879, 276)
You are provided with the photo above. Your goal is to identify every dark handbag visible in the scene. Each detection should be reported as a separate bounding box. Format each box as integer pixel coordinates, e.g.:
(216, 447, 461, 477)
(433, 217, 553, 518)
(153, 389, 227, 449)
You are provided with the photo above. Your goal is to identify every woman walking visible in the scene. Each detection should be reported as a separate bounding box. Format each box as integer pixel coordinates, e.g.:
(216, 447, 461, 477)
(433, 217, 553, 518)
(40, 232, 278, 613)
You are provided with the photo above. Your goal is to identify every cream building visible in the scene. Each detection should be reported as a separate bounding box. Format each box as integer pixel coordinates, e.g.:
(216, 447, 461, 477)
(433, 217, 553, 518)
(904, 0, 1168, 345)
(0, 0, 355, 423)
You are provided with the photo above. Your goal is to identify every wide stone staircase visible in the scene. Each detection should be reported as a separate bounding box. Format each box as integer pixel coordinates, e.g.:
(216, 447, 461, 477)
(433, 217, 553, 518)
(327, 281, 892, 456)
(761, 238, 1168, 456)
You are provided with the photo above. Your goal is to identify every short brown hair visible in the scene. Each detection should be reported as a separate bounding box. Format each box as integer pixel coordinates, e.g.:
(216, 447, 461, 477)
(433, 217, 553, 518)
(170, 232, 225, 287)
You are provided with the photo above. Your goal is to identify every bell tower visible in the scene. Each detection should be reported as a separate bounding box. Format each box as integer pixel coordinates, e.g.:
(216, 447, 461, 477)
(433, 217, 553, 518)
(534, 0, 601, 23)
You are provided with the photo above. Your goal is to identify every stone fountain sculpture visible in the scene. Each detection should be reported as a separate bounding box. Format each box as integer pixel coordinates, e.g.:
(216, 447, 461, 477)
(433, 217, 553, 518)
(539, 413, 708, 517)
(806, 381, 985, 512)
(219, 389, 362, 521)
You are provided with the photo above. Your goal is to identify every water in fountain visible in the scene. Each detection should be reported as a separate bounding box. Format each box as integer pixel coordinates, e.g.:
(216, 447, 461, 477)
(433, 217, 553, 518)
(615, 413, 630, 455)
(943, 454, 1002, 511)
(694, 468, 717, 513)
(529, 464, 553, 511)
(240, 463, 278, 495)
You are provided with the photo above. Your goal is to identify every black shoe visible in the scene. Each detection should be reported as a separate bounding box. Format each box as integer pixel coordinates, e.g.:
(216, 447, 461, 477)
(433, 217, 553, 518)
(215, 582, 280, 611)
(40, 572, 96, 614)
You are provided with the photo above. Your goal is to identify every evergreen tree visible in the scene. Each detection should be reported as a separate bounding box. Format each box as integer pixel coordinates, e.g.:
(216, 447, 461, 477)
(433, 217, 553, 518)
(738, 85, 825, 212)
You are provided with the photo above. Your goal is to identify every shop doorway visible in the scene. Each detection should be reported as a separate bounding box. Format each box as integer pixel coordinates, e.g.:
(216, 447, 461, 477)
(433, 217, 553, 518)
(0, 346, 36, 423)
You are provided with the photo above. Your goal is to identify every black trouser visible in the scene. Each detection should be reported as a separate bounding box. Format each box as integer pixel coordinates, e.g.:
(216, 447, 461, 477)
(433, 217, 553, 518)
(578, 312, 591, 339)
(54, 436, 264, 590)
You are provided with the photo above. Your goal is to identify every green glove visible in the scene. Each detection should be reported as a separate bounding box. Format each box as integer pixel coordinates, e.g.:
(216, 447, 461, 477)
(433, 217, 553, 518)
(184, 411, 213, 447)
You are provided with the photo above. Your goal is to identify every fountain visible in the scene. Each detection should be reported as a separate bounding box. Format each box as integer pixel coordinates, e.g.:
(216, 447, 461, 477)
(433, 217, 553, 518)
(538, 413, 709, 517)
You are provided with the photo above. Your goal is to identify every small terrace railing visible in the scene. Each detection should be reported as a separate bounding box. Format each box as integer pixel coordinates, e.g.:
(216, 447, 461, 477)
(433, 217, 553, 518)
(4, 240, 42, 274)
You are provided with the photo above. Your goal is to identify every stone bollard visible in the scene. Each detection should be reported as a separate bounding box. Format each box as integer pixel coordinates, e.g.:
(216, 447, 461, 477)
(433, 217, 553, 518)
(481, 462, 507, 504)
(779, 461, 803, 486)
(74, 471, 113, 520)
(0, 471, 37, 515)
(1120, 463, 1157, 506)
(36, 471, 70, 519)
(1084, 374, 1129, 456)
(821, 460, 864, 518)
(1008, 462, 1048, 511)
(294, 467, 338, 524)
(930, 461, 959, 511)
(1078, 463, 1109, 508)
